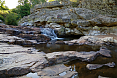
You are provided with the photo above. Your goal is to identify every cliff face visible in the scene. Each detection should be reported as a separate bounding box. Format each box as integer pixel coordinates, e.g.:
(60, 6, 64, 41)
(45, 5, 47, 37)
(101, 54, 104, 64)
(18, 1, 117, 36)
(78, 0, 117, 16)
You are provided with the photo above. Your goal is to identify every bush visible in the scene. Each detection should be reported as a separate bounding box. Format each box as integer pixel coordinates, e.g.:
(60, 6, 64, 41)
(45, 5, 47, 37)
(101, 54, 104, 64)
(5, 12, 21, 26)
(0, 14, 5, 22)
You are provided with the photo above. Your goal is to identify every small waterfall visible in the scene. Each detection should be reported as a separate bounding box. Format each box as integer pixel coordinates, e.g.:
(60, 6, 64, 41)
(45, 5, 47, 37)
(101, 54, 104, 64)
(41, 28, 58, 40)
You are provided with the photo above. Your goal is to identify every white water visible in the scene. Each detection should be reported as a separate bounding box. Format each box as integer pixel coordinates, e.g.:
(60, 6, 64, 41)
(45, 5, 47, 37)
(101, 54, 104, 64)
(41, 28, 63, 40)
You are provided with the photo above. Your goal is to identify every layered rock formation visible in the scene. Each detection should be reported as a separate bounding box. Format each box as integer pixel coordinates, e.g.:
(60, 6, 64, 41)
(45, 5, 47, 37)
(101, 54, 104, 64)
(58, 34, 117, 46)
(0, 36, 112, 77)
(18, 0, 117, 37)
(78, 0, 117, 16)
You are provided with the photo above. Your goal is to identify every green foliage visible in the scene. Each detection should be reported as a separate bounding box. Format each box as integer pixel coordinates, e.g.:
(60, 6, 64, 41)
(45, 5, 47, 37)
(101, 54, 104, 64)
(19, 3, 30, 18)
(13, 0, 30, 18)
(48, 0, 55, 2)
(29, 0, 46, 7)
(0, 14, 4, 22)
(71, 2, 79, 7)
(1, 0, 47, 25)
(0, 10, 9, 22)
(0, 0, 9, 10)
(5, 12, 21, 25)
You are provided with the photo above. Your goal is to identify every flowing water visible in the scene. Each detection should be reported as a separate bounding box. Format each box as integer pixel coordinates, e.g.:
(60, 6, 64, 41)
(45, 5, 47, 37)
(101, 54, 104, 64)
(23, 27, 117, 78)
(41, 28, 58, 40)
(3, 27, 117, 78)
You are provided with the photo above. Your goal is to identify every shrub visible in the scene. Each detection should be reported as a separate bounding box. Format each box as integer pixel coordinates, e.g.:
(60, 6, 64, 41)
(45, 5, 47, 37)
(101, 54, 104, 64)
(0, 14, 4, 22)
(5, 12, 21, 26)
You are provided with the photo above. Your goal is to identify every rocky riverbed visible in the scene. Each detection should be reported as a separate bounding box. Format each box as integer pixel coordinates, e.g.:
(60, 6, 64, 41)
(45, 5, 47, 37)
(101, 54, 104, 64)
(0, 25, 117, 78)
(0, 0, 117, 78)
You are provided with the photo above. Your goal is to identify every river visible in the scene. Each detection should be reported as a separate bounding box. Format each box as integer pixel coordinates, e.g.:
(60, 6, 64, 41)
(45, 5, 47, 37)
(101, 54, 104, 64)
(23, 39, 117, 78)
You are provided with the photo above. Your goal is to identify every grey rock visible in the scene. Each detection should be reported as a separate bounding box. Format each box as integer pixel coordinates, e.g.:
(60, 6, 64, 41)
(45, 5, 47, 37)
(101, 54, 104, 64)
(37, 64, 78, 78)
(86, 62, 115, 70)
(18, 1, 117, 37)
(18, 0, 117, 37)
(0, 42, 48, 77)
(78, 0, 117, 16)
(65, 35, 117, 46)
(55, 41, 65, 44)
(77, 20, 90, 26)
(0, 20, 3, 23)
(15, 76, 32, 78)
(98, 47, 111, 57)
(37, 64, 70, 76)
(46, 47, 111, 63)
(86, 64, 104, 70)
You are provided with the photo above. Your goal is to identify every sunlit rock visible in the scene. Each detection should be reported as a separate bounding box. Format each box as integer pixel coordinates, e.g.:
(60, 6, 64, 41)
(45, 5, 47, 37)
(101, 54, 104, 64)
(18, 0, 117, 36)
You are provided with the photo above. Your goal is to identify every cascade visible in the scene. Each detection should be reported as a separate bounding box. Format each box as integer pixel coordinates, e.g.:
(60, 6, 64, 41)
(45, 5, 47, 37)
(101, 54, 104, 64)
(41, 28, 58, 40)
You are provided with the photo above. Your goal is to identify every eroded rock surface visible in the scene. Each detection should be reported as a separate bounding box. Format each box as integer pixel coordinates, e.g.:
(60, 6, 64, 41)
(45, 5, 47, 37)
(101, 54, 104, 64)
(0, 43, 48, 77)
(46, 47, 111, 64)
(37, 64, 78, 78)
(18, 1, 117, 36)
(0, 33, 51, 45)
(63, 35, 117, 46)
(86, 62, 115, 70)
(0, 41, 112, 77)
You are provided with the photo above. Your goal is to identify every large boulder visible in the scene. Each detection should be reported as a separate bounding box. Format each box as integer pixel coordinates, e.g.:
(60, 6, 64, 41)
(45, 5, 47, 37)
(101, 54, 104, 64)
(18, 1, 117, 36)
(0, 43, 48, 77)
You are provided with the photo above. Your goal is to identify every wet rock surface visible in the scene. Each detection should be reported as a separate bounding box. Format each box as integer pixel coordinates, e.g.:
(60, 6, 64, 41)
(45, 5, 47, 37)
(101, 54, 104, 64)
(0, 43, 48, 77)
(0, 1, 117, 77)
(86, 62, 115, 70)
(0, 24, 51, 45)
(62, 35, 117, 46)
(0, 40, 113, 77)
(37, 64, 78, 78)
(46, 47, 111, 64)
(98, 75, 110, 78)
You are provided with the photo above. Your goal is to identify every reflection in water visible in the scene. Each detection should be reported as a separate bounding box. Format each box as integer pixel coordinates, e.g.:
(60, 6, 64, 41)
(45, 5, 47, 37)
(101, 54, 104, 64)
(34, 44, 100, 53)
(65, 46, 117, 78)
(24, 39, 117, 78)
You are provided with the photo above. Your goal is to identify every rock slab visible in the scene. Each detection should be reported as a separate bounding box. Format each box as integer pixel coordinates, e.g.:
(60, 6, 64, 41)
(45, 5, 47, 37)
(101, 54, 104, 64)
(86, 62, 115, 70)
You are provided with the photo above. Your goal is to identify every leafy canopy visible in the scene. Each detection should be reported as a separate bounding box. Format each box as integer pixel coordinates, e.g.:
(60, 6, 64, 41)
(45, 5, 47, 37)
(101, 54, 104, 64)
(0, 0, 9, 10)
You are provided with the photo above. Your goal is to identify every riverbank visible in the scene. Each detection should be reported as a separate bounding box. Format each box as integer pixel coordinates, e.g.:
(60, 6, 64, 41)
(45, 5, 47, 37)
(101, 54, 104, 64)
(0, 32, 116, 78)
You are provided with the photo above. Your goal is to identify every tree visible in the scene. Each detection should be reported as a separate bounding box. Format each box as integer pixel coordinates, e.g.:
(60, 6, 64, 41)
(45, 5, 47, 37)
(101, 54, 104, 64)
(20, 4, 30, 18)
(0, 0, 9, 10)
(0, 14, 4, 22)
(17, 0, 46, 18)
(18, 0, 46, 7)
(18, 0, 29, 5)
(29, 0, 46, 7)
(17, 0, 30, 18)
